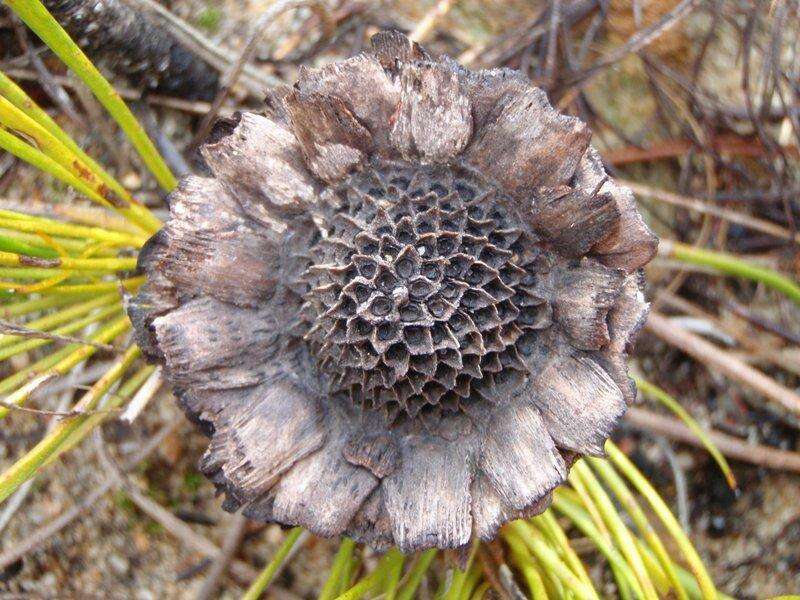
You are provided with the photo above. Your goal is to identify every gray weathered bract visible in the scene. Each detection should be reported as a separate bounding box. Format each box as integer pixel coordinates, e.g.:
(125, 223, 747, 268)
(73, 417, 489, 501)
(129, 31, 657, 552)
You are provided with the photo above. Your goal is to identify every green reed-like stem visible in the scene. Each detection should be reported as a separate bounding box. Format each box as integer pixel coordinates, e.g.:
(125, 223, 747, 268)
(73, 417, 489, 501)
(319, 538, 357, 600)
(588, 457, 689, 600)
(382, 549, 406, 600)
(3, 0, 177, 194)
(0, 212, 147, 247)
(606, 441, 718, 600)
(661, 239, 800, 306)
(503, 530, 549, 599)
(396, 549, 437, 600)
(0, 229, 119, 257)
(0, 294, 95, 318)
(241, 528, 304, 600)
(1, 72, 161, 233)
(0, 303, 122, 361)
(28, 277, 144, 296)
(0, 233, 59, 259)
(0, 293, 118, 347)
(534, 510, 594, 590)
(551, 493, 645, 598)
(0, 96, 157, 234)
(444, 539, 479, 600)
(44, 364, 155, 466)
(506, 520, 598, 600)
(0, 345, 140, 502)
(0, 127, 121, 209)
(0, 251, 137, 272)
(571, 460, 659, 600)
(634, 376, 736, 489)
(0, 314, 130, 418)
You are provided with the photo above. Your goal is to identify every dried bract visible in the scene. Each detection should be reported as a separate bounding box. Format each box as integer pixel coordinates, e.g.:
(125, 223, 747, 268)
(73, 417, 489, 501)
(129, 30, 657, 552)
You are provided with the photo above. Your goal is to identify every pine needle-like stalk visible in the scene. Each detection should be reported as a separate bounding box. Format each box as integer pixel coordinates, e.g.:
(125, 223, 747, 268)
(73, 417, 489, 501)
(0, 345, 140, 502)
(241, 527, 305, 600)
(604, 443, 718, 599)
(4, 0, 177, 194)
(635, 376, 736, 488)
(659, 239, 800, 306)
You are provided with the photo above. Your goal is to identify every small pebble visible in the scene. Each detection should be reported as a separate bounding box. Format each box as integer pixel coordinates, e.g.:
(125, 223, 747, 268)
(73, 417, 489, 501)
(108, 553, 130, 577)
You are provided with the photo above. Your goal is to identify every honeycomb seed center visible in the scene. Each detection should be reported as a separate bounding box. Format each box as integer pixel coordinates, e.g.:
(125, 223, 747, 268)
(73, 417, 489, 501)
(301, 160, 552, 424)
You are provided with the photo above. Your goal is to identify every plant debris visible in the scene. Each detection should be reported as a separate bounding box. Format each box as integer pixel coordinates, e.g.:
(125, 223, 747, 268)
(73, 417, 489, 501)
(129, 30, 656, 552)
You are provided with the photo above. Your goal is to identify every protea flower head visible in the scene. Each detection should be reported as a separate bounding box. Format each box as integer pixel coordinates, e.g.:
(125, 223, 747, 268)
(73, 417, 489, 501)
(129, 31, 657, 552)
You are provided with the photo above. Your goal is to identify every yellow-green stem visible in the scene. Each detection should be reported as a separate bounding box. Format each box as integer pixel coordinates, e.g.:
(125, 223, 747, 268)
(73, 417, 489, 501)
(661, 239, 800, 306)
(503, 530, 549, 599)
(606, 441, 718, 600)
(319, 538, 357, 600)
(635, 376, 736, 488)
(551, 494, 645, 598)
(0, 229, 120, 257)
(0, 127, 122, 210)
(0, 70, 154, 227)
(396, 549, 437, 600)
(0, 213, 147, 247)
(0, 292, 118, 347)
(31, 277, 144, 296)
(0, 95, 159, 233)
(0, 268, 107, 281)
(506, 520, 598, 600)
(382, 549, 405, 600)
(570, 461, 659, 600)
(0, 233, 59, 259)
(241, 528, 304, 600)
(0, 250, 137, 271)
(0, 303, 123, 361)
(44, 364, 155, 465)
(587, 458, 689, 600)
(534, 511, 595, 590)
(444, 538, 479, 600)
(0, 345, 140, 502)
(0, 314, 130, 417)
(3, 0, 177, 193)
(334, 551, 399, 600)
(0, 294, 95, 318)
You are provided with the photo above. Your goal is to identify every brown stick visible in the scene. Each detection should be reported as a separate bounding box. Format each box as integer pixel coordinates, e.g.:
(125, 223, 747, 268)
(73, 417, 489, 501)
(645, 311, 800, 418)
(195, 513, 248, 600)
(558, 0, 701, 106)
(409, 0, 454, 43)
(621, 179, 798, 243)
(602, 134, 800, 165)
(41, 0, 219, 100)
(625, 406, 800, 473)
(0, 420, 178, 572)
(190, 0, 329, 149)
(117, 484, 259, 584)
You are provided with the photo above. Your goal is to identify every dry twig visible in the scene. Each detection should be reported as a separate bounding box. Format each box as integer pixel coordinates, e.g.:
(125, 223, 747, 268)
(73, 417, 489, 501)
(0, 320, 117, 352)
(0, 420, 179, 571)
(625, 406, 800, 473)
(190, 0, 329, 148)
(409, 0, 454, 43)
(195, 513, 248, 600)
(646, 312, 800, 419)
(623, 179, 798, 243)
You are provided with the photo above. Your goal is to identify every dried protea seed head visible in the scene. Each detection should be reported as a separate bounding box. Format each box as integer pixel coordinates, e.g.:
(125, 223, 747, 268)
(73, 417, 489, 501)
(304, 159, 544, 424)
(129, 30, 657, 552)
